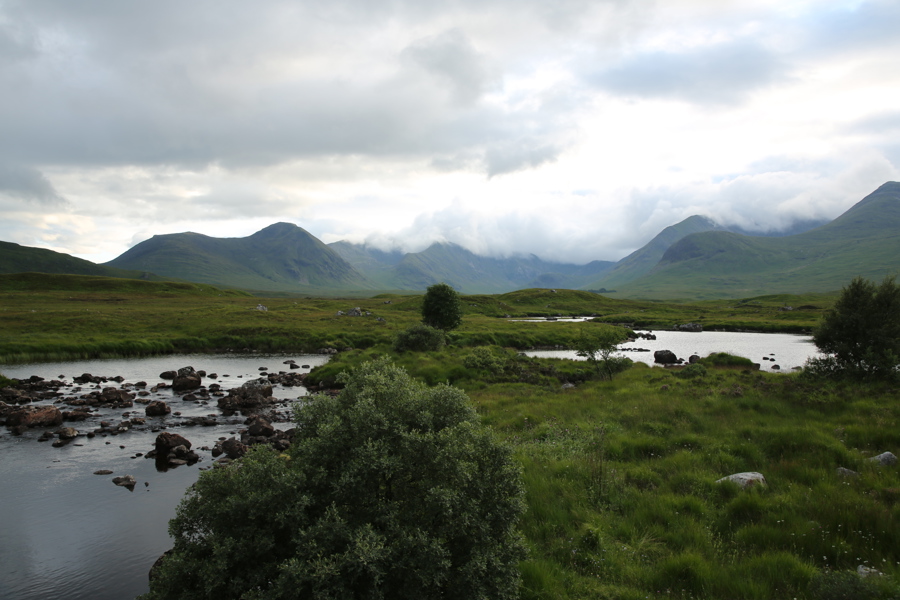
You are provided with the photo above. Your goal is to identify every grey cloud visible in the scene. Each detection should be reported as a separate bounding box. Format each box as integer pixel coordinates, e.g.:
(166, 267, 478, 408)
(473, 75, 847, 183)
(0, 1, 579, 177)
(590, 40, 788, 105)
(402, 29, 499, 105)
(0, 164, 65, 205)
(0, 17, 38, 64)
(485, 140, 561, 177)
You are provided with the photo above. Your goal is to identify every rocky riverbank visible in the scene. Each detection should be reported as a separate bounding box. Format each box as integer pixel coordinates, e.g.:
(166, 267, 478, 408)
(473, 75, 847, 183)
(0, 361, 320, 479)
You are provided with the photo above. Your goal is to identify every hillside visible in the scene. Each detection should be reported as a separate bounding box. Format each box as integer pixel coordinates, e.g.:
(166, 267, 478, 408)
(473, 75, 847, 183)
(105, 223, 374, 294)
(582, 215, 723, 291)
(0, 240, 164, 281)
(612, 181, 900, 299)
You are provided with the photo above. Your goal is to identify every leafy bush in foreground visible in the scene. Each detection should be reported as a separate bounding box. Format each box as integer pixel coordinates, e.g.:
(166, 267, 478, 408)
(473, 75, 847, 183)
(142, 359, 526, 600)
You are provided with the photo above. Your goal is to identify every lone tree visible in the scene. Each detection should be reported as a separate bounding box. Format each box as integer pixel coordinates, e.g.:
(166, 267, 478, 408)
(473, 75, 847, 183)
(574, 326, 631, 380)
(421, 282, 463, 331)
(812, 275, 900, 380)
(142, 359, 526, 600)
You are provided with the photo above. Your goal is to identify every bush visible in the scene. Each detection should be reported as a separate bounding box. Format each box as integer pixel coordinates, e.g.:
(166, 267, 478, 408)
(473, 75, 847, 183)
(393, 324, 446, 352)
(464, 346, 506, 371)
(676, 363, 708, 379)
(142, 359, 526, 600)
(699, 352, 757, 368)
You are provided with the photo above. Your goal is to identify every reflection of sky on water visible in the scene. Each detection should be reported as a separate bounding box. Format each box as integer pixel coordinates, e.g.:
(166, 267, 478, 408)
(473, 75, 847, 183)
(0, 353, 328, 600)
(526, 330, 823, 372)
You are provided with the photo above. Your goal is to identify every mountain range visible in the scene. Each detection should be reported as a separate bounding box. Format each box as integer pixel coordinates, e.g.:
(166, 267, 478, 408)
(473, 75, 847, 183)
(2, 182, 898, 299)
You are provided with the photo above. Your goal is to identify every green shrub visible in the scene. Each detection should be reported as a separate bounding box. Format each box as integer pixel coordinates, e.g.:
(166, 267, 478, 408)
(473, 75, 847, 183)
(143, 359, 526, 600)
(699, 352, 757, 368)
(464, 346, 505, 371)
(393, 324, 446, 352)
(676, 363, 708, 379)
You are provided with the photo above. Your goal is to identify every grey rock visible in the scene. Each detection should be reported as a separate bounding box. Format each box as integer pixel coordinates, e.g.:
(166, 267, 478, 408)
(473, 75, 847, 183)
(716, 472, 767, 489)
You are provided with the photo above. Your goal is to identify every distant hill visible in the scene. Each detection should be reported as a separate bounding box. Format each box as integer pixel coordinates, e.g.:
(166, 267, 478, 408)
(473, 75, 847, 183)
(5, 183, 896, 298)
(610, 182, 900, 299)
(0, 240, 163, 281)
(105, 223, 374, 293)
(330, 241, 615, 293)
(583, 215, 724, 291)
(328, 241, 406, 288)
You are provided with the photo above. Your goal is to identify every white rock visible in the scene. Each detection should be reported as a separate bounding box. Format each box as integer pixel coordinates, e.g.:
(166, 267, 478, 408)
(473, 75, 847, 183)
(716, 472, 767, 489)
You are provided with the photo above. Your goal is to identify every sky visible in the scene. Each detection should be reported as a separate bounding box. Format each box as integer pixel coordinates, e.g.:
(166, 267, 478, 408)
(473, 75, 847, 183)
(1, 0, 898, 265)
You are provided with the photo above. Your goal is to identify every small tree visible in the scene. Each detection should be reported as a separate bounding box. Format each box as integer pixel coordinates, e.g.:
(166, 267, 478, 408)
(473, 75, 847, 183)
(574, 326, 631, 380)
(812, 275, 900, 380)
(142, 359, 526, 600)
(421, 282, 463, 331)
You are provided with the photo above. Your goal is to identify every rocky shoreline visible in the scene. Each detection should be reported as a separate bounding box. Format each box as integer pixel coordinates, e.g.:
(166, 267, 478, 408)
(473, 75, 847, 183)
(0, 360, 328, 487)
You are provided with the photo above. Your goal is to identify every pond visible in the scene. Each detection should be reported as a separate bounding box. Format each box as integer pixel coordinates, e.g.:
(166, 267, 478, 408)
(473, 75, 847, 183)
(525, 330, 822, 372)
(0, 353, 328, 600)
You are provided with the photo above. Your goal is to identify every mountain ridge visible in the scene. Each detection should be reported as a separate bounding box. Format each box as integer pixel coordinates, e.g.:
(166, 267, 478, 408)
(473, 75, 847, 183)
(3, 182, 897, 298)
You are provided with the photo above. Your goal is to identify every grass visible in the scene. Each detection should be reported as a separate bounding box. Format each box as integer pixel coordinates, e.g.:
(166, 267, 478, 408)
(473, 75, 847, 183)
(308, 351, 900, 599)
(0, 275, 833, 364)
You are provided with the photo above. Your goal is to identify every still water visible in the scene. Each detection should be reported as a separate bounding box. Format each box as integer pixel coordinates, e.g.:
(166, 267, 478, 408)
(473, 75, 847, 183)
(526, 330, 822, 372)
(0, 353, 328, 600)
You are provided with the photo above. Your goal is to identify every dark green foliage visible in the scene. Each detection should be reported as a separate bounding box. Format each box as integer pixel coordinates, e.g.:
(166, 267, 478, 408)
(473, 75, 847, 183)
(699, 352, 757, 368)
(143, 359, 526, 600)
(812, 275, 900, 380)
(676, 363, 708, 379)
(421, 282, 463, 331)
(464, 346, 507, 371)
(393, 323, 446, 352)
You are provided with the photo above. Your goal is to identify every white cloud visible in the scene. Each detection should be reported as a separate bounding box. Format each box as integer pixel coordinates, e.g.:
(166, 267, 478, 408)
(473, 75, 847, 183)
(0, 0, 896, 267)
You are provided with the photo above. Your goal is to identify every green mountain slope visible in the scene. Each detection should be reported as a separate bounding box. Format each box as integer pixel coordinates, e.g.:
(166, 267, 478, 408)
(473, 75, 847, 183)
(0, 240, 163, 281)
(581, 215, 723, 291)
(614, 182, 900, 299)
(105, 223, 374, 293)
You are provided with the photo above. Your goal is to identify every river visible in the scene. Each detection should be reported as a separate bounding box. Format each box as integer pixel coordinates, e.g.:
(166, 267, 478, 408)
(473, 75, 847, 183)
(0, 353, 328, 600)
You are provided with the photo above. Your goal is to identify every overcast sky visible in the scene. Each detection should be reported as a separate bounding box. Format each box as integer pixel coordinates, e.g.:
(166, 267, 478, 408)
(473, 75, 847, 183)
(1, 0, 898, 265)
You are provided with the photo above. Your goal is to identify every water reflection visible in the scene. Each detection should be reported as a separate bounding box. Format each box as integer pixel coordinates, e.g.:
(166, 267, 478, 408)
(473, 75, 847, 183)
(526, 330, 822, 372)
(0, 353, 328, 600)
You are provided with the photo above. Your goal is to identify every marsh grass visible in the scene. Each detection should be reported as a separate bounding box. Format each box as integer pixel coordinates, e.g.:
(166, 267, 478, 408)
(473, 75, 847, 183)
(1, 275, 831, 363)
(460, 366, 900, 599)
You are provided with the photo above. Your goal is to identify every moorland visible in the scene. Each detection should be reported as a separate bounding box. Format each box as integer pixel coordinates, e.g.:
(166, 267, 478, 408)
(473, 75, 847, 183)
(1, 274, 898, 599)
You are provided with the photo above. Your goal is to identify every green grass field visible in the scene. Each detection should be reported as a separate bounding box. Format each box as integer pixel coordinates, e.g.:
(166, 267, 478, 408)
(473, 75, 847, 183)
(311, 347, 900, 599)
(0, 274, 834, 363)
